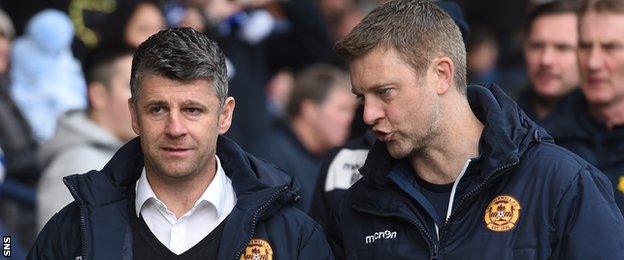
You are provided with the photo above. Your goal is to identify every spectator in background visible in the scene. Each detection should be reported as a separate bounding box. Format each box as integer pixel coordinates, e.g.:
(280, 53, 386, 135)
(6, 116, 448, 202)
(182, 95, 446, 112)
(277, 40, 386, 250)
(9, 9, 86, 142)
(212, 0, 333, 149)
(36, 46, 136, 230)
(466, 25, 500, 85)
(517, 1, 579, 122)
(0, 8, 39, 184)
(266, 68, 295, 119)
(543, 0, 624, 215)
(252, 64, 357, 212)
(100, 0, 165, 48)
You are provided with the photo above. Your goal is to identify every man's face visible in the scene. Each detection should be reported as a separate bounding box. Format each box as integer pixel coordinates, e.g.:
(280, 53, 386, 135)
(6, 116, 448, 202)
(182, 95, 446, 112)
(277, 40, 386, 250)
(129, 75, 234, 180)
(578, 11, 624, 106)
(524, 13, 579, 98)
(309, 87, 357, 150)
(104, 55, 136, 141)
(350, 46, 442, 159)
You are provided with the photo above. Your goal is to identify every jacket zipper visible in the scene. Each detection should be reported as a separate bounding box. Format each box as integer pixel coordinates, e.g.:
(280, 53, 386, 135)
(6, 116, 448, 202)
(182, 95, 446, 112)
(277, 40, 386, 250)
(439, 159, 519, 244)
(352, 207, 439, 259)
(64, 179, 88, 260)
(234, 185, 290, 259)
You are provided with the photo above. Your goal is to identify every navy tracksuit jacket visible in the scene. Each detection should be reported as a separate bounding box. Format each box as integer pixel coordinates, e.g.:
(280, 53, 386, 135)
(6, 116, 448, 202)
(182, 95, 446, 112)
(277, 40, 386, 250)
(28, 136, 333, 259)
(328, 84, 624, 259)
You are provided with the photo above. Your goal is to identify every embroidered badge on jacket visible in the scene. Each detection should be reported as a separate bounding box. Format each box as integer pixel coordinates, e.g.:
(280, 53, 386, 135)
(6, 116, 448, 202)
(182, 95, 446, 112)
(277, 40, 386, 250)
(240, 239, 273, 260)
(484, 195, 522, 232)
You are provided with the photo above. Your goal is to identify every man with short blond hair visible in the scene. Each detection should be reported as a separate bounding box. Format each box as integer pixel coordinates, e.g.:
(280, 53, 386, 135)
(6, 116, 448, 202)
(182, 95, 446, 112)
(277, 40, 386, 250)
(328, 0, 624, 258)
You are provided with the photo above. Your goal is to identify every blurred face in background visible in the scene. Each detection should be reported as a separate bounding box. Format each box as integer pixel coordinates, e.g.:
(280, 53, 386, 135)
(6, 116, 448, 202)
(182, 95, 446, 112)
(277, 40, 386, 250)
(90, 55, 136, 142)
(524, 13, 579, 99)
(125, 2, 165, 48)
(578, 11, 624, 107)
(0, 36, 10, 75)
(309, 86, 357, 150)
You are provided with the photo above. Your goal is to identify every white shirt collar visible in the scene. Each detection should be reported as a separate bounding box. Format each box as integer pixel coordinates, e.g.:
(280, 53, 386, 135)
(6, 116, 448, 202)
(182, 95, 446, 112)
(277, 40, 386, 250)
(135, 155, 229, 218)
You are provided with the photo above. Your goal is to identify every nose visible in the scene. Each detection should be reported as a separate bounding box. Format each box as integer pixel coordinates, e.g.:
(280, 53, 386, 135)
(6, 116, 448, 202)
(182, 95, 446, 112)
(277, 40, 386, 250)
(539, 47, 555, 67)
(165, 111, 188, 138)
(362, 99, 384, 126)
(586, 46, 603, 72)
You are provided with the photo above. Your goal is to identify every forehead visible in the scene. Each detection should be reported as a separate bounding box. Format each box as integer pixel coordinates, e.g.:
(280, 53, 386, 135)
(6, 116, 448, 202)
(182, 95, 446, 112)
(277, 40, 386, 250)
(528, 14, 577, 42)
(138, 75, 217, 102)
(349, 46, 417, 91)
(580, 11, 624, 41)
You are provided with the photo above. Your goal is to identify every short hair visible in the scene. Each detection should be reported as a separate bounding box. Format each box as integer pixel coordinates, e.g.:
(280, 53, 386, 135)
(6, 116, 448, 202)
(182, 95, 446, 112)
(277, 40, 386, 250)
(335, 0, 467, 93)
(287, 64, 349, 118)
(130, 27, 228, 106)
(84, 45, 135, 112)
(84, 44, 135, 87)
(525, 1, 579, 34)
(580, 0, 624, 15)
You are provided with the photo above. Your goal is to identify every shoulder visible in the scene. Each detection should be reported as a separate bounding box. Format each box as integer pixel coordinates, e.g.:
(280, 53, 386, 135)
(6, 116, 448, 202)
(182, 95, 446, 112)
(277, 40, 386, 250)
(517, 142, 609, 197)
(30, 202, 82, 258)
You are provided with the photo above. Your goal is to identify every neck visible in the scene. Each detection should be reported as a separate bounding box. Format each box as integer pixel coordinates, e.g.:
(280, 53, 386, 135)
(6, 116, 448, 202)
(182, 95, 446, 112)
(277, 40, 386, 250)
(588, 98, 624, 130)
(145, 158, 217, 218)
(410, 96, 484, 184)
(291, 117, 326, 156)
(532, 94, 558, 120)
(89, 109, 119, 140)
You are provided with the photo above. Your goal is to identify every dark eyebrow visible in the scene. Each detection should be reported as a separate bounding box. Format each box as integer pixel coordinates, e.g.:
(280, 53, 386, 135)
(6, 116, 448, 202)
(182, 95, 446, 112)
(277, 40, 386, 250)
(181, 100, 209, 111)
(143, 100, 168, 109)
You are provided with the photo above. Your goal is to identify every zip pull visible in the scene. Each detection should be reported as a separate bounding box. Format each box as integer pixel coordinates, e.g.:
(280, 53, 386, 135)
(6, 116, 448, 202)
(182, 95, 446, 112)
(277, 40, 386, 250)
(430, 243, 439, 260)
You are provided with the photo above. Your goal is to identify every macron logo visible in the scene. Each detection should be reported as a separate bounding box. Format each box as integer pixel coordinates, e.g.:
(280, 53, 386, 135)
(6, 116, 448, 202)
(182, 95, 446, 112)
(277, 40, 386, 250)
(365, 230, 397, 244)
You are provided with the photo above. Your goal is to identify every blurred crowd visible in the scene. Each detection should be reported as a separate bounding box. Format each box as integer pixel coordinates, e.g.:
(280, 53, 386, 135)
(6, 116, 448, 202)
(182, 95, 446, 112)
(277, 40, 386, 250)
(0, 0, 621, 256)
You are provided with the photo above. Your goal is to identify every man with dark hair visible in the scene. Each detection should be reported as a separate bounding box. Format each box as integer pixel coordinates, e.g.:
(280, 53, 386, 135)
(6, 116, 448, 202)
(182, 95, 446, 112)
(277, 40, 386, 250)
(29, 28, 332, 259)
(328, 0, 624, 259)
(252, 64, 357, 213)
(36, 45, 136, 231)
(517, 0, 580, 121)
(543, 0, 624, 215)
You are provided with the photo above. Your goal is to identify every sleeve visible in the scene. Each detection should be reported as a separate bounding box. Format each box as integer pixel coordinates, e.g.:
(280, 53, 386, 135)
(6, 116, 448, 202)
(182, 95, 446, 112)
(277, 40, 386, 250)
(326, 197, 347, 260)
(298, 223, 335, 260)
(550, 168, 624, 259)
(28, 202, 82, 259)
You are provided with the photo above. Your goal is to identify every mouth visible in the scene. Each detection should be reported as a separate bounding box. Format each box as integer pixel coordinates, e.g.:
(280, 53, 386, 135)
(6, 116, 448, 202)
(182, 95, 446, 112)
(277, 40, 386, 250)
(535, 73, 560, 83)
(161, 147, 192, 157)
(373, 130, 394, 142)
(586, 76, 608, 86)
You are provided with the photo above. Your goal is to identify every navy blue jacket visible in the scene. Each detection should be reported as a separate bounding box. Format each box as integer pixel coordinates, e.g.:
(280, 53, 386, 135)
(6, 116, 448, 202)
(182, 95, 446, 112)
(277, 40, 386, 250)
(543, 89, 624, 215)
(328, 84, 624, 259)
(28, 136, 333, 260)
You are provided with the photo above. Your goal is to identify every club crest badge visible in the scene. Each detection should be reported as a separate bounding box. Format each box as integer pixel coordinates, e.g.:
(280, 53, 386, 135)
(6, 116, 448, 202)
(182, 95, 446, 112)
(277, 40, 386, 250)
(240, 239, 273, 260)
(484, 195, 522, 232)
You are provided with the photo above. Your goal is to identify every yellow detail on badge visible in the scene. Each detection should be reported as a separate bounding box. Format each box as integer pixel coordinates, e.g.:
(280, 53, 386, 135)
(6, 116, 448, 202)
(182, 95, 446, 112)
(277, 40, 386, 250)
(618, 176, 624, 193)
(484, 195, 522, 232)
(240, 239, 273, 260)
